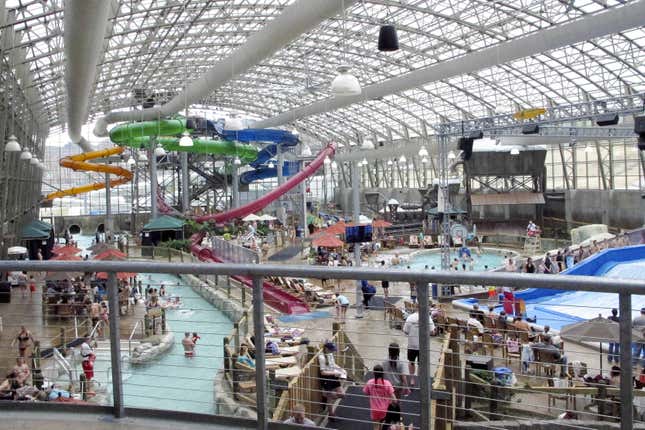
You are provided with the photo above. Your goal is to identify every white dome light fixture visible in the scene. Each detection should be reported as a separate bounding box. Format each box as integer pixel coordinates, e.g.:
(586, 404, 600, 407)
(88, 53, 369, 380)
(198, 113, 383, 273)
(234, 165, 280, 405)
(418, 146, 429, 157)
(233, 156, 242, 166)
(331, 160, 338, 169)
(178, 131, 193, 147)
(4, 135, 20, 152)
(323, 156, 331, 165)
(387, 159, 393, 166)
(510, 148, 520, 156)
(30, 157, 39, 165)
(421, 157, 428, 164)
(20, 150, 32, 161)
(361, 157, 368, 166)
(584, 144, 593, 154)
(447, 151, 456, 160)
(126, 156, 136, 166)
(398, 155, 406, 164)
(330, 65, 361, 97)
(139, 151, 148, 162)
(268, 161, 275, 169)
(154, 144, 166, 157)
(301, 145, 312, 157)
(361, 139, 375, 150)
(291, 128, 299, 137)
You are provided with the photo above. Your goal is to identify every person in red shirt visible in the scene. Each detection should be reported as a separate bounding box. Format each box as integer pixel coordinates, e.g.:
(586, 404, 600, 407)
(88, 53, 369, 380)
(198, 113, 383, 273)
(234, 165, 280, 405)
(363, 364, 397, 429)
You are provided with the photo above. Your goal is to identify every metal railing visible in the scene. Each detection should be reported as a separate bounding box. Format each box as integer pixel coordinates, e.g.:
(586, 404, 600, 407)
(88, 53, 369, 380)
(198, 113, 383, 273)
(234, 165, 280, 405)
(0, 259, 643, 430)
(210, 235, 260, 264)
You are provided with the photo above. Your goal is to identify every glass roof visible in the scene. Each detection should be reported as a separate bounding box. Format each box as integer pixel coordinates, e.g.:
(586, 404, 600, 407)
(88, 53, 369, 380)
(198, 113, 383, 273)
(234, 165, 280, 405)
(3, 0, 644, 145)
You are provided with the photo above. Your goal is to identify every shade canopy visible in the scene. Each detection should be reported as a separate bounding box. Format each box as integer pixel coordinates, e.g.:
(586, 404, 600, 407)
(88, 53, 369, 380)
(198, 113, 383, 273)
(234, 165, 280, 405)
(93, 248, 127, 261)
(50, 254, 83, 261)
(87, 242, 115, 253)
(96, 271, 136, 281)
(242, 214, 262, 222)
(52, 245, 82, 256)
(560, 315, 642, 342)
(259, 214, 277, 221)
(142, 215, 185, 232)
(324, 221, 348, 235)
(312, 233, 344, 248)
(21, 222, 50, 240)
(372, 219, 392, 228)
(7, 246, 28, 255)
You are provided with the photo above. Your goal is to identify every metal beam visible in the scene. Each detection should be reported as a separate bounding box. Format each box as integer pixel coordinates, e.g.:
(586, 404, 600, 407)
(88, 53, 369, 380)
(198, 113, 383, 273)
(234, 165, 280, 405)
(93, 0, 356, 137)
(253, 2, 645, 128)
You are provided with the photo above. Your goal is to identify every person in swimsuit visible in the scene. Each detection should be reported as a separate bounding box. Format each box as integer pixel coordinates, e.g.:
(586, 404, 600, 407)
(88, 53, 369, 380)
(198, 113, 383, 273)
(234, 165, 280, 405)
(182, 332, 195, 357)
(12, 357, 30, 386)
(12, 326, 34, 358)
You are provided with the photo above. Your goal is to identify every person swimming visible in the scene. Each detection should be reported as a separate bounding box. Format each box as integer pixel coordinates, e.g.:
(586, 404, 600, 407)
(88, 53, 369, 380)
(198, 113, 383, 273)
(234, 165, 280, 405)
(182, 332, 195, 357)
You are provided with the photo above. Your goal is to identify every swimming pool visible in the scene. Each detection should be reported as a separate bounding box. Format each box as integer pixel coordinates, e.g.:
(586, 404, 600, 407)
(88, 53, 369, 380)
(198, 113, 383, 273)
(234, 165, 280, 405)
(456, 245, 645, 330)
(94, 272, 232, 414)
(408, 248, 511, 271)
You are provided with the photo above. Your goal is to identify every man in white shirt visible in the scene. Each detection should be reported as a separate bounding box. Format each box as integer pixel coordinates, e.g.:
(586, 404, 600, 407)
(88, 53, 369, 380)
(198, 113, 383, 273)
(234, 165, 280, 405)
(283, 403, 316, 426)
(80, 337, 96, 395)
(403, 311, 435, 386)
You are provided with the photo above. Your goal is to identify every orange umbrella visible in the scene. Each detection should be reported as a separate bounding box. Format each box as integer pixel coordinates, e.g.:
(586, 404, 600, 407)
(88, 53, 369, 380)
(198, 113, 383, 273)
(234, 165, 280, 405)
(52, 246, 81, 256)
(93, 248, 127, 261)
(324, 221, 348, 235)
(372, 219, 392, 228)
(96, 271, 136, 281)
(50, 254, 83, 261)
(312, 233, 344, 248)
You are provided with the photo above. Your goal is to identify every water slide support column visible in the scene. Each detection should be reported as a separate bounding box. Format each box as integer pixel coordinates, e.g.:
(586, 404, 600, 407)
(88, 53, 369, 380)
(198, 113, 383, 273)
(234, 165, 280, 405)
(149, 143, 158, 219)
(107, 272, 125, 418)
(351, 160, 363, 318)
(277, 146, 285, 224)
(181, 152, 190, 212)
(105, 173, 113, 237)
(619, 292, 633, 429)
(301, 159, 307, 238)
(231, 163, 240, 209)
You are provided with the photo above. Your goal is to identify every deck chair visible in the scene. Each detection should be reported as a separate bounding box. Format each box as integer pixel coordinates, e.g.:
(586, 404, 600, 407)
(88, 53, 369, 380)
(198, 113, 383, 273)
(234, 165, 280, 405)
(423, 236, 434, 248)
(409, 235, 420, 248)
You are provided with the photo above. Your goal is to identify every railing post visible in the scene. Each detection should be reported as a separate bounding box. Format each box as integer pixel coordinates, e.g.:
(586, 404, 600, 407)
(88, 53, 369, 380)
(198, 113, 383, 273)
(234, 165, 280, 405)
(252, 275, 267, 430)
(418, 281, 432, 430)
(619, 292, 633, 430)
(107, 272, 125, 418)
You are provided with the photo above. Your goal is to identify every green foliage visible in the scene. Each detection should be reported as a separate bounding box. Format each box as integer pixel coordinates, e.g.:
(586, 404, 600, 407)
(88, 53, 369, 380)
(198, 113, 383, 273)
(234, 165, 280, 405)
(158, 239, 191, 252)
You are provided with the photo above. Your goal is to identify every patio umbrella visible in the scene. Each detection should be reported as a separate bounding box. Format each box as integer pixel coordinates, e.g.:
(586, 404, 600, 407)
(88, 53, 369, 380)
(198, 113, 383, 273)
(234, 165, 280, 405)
(312, 233, 343, 248)
(93, 248, 127, 261)
(96, 271, 137, 281)
(52, 246, 81, 256)
(560, 315, 643, 374)
(324, 221, 348, 235)
(87, 242, 115, 253)
(47, 254, 84, 279)
(50, 254, 83, 261)
(259, 214, 277, 221)
(372, 219, 392, 228)
(242, 214, 262, 222)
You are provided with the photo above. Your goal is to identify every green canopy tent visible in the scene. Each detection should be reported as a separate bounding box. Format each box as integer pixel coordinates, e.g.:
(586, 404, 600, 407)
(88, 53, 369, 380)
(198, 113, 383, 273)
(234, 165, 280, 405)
(141, 216, 185, 249)
(20, 220, 55, 260)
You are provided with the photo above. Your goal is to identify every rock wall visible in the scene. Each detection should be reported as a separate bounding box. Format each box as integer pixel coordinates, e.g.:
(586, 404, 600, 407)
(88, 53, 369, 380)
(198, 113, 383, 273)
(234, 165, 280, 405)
(130, 332, 175, 364)
(179, 274, 246, 323)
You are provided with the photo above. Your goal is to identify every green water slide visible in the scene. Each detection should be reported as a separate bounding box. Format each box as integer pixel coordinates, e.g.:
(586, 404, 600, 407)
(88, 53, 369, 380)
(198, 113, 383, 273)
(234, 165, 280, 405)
(108, 119, 258, 163)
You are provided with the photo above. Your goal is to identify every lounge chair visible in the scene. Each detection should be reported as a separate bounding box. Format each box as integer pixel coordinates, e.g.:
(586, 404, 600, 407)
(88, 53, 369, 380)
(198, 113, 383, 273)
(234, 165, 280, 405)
(409, 235, 420, 248)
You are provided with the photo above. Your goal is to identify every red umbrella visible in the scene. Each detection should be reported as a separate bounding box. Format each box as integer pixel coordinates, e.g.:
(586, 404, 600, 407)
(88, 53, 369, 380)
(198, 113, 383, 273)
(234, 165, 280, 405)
(93, 248, 127, 261)
(324, 221, 348, 235)
(96, 271, 136, 281)
(52, 246, 81, 256)
(312, 233, 344, 248)
(50, 254, 83, 261)
(372, 219, 392, 228)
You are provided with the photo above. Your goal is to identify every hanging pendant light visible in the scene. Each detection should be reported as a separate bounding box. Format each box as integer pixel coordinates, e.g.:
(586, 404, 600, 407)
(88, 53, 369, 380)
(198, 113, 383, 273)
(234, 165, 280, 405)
(20, 149, 32, 161)
(154, 144, 166, 157)
(331, 65, 361, 97)
(127, 156, 136, 166)
(421, 157, 428, 164)
(139, 151, 148, 162)
(418, 146, 429, 157)
(268, 161, 275, 169)
(387, 159, 393, 166)
(378, 24, 399, 52)
(233, 156, 242, 166)
(447, 151, 456, 160)
(323, 156, 331, 165)
(30, 157, 39, 165)
(510, 148, 520, 156)
(361, 157, 368, 166)
(331, 161, 338, 169)
(179, 131, 193, 147)
(398, 155, 406, 164)
(4, 135, 20, 152)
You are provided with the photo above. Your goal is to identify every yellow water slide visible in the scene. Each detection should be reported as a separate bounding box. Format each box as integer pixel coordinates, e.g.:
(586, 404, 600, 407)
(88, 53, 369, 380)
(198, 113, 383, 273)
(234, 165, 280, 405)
(44, 146, 132, 201)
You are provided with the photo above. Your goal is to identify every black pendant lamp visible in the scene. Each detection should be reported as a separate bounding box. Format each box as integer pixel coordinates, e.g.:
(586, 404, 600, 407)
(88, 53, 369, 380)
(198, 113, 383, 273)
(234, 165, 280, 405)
(378, 24, 399, 51)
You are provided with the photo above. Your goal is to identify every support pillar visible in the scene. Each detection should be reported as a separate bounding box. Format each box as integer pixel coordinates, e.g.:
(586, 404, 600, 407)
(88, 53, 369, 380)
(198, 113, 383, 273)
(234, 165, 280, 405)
(619, 292, 633, 429)
(351, 160, 363, 318)
(107, 272, 125, 418)
(252, 276, 267, 430)
(231, 163, 240, 209)
(277, 146, 285, 224)
(418, 281, 432, 430)
(149, 144, 158, 219)
(301, 160, 307, 238)
(181, 151, 190, 212)
(105, 173, 113, 238)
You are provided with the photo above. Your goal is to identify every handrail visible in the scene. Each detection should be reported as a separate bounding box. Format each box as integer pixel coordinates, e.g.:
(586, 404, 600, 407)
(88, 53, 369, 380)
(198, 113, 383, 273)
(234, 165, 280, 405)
(128, 320, 142, 356)
(52, 347, 77, 385)
(88, 319, 102, 340)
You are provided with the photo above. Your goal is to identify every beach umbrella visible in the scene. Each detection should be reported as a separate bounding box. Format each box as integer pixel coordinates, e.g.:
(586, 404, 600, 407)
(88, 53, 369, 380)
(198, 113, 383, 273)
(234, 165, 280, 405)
(560, 315, 643, 374)
(242, 214, 262, 222)
(8, 246, 28, 255)
(50, 254, 83, 261)
(259, 214, 277, 221)
(358, 214, 372, 224)
(96, 271, 137, 281)
(52, 246, 81, 256)
(87, 242, 115, 254)
(93, 248, 127, 261)
(372, 219, 392, 228)
(324, 221, 348, 235)
(312, 233, 344, 248)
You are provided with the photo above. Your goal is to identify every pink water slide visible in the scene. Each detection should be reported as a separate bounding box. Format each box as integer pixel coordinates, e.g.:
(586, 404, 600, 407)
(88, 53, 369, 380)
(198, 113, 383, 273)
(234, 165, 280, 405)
(188, 143, 335, 314)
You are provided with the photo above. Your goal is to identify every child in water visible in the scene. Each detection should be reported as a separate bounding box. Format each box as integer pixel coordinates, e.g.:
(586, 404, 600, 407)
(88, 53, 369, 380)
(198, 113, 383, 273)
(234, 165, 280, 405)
(192, 332, 201, 344)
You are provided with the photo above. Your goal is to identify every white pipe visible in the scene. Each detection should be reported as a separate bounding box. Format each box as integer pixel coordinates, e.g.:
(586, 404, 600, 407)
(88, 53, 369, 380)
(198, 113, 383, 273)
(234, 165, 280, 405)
(64, 0, 112, 151)
(253, 1, 645, 128)
(93, 0, 356, 137)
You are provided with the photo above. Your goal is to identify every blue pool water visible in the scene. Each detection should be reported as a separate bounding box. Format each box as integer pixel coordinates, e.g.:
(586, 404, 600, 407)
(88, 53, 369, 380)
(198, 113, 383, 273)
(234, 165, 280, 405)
(408, 248, 508, 271)
(95, 273, 231, 414)
(457, 245, 645, 330)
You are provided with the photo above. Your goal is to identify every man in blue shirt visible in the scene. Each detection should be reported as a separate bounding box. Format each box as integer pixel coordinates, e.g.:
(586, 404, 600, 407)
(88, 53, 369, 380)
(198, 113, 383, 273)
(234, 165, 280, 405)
(361, 280, 376, 309)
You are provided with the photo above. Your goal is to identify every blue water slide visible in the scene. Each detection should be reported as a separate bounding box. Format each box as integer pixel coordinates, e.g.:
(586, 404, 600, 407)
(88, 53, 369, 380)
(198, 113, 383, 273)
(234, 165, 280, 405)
(221, 129, 299, 145)
(240, 161, 300, 185)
